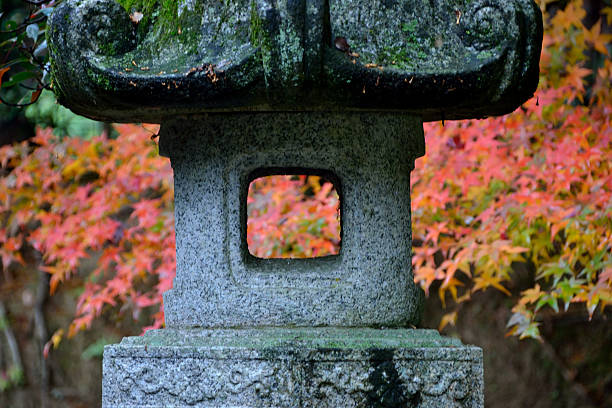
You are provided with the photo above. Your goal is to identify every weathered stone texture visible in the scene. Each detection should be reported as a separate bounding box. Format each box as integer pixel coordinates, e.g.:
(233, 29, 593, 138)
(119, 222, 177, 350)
(159, 112, 425, 328)
(48, 0, 542, 122)
(103, 328, 484, 408)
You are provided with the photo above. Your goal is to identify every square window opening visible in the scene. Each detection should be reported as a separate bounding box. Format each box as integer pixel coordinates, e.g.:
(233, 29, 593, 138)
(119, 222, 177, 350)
(246, 171, 341, 259)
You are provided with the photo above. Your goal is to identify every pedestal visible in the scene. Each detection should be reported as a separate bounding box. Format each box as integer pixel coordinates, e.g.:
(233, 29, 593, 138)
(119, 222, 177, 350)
(103, 328, 483, 407)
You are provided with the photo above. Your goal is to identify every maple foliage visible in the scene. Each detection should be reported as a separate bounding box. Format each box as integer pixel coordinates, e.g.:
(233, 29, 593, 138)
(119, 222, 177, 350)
(0, 0, 611, 350)
(247, 175, 340, 259)
(412, 0, 612, 339)
(0, 124, 174, 347)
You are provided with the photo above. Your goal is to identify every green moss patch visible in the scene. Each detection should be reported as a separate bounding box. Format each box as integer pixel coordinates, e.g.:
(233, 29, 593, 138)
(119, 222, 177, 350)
(117, 0, 179, 35)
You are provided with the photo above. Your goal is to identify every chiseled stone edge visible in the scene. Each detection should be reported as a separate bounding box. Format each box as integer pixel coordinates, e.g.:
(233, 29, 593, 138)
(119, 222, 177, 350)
(102, 329, 484, 407)
(159, 114, 425, 329)
(48, 0, 541, 123)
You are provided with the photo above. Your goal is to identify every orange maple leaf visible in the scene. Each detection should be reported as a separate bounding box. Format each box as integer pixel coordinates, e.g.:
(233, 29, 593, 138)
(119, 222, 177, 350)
(0, 67, 10, 91)
(583, 20, 612, 56)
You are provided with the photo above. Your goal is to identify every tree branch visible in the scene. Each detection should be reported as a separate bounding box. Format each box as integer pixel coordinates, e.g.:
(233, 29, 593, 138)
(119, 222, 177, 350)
(34, 267, 49, 394)
(0, 300, 24, 380)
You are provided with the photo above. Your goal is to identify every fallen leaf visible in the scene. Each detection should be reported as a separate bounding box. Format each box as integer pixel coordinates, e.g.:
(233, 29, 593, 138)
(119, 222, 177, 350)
(130, 11, 143, 24)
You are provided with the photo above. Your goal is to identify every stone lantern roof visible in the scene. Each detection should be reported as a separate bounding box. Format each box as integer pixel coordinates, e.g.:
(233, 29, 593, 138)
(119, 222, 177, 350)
(48, 0, 541, 123)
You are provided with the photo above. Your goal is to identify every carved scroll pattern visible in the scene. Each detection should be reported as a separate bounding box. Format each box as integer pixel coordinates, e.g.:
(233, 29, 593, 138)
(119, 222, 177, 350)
(460, 0, 510, 50)
(309, 361, 474, 407)
(107, 357, 479, 407)
(112, 358, 282, 406)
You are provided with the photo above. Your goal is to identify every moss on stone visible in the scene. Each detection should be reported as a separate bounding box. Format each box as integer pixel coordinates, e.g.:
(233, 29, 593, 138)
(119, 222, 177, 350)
(248, 0, 262, 47)
(86, 67, 113, 91)
(117, 0, 179, 35)
(97, 41, 117, 56)
(477, 50, 493, 60)
(119, 328, 465, 350)
(248, 0, 271, 57)
(248, 0, 273, 81)
(117, 0, 175, 20)
(46, 0, 543, 122)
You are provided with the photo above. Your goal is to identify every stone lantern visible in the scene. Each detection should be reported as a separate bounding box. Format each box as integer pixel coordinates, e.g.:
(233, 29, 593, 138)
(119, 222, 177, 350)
(48, 0, 542, 406)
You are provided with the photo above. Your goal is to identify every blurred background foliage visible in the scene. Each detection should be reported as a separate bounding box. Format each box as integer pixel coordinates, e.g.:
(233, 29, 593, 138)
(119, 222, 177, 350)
(0, 0, 611, 407)
(0, 0, 105, 142)
(24, 90, 104, 139)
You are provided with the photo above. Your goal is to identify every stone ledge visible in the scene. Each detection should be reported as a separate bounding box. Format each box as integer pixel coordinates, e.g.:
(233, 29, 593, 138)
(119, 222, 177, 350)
(103, 329, 483, 407)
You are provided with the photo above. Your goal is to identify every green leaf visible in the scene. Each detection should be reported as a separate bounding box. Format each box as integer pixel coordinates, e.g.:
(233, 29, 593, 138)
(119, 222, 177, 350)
(26, 24, 40, 41)
(2, 20, 17, 31)
(7, 366, 24, 384)
(0, 38, 18, 48)
(535, 295, 559, 313)
(1, 71, 37, 88)
(0, 57, 31, 70)
(0, 377, 9, 392)
(519, 322, 542, 340)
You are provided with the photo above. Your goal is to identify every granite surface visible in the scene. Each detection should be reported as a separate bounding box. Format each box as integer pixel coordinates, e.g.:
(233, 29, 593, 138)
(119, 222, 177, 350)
(103, 328, 484, 407)
(159, 112, 425, 328)
(48, 0, 542, 122)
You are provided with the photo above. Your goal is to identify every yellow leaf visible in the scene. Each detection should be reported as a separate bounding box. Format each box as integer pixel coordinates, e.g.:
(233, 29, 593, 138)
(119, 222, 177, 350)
(414, 266, 436, 296)
(490, 280, 511, 296)
(51, 328, 64, 349)
(473, 273, 511, 296)
(584, 20, 612, 56)
(520, 284, 542, 305)
(604, 7, 612, 26)
(550, 220, 569, 241)
(439, 311, 458, 332)
(456, 292, 471, 303)
(61, 158, 84, 179)
(439, 278, 463, 307)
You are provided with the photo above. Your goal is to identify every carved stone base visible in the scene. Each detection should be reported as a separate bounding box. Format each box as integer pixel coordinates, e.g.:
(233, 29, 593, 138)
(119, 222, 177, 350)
(103, 328, 483, 407)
